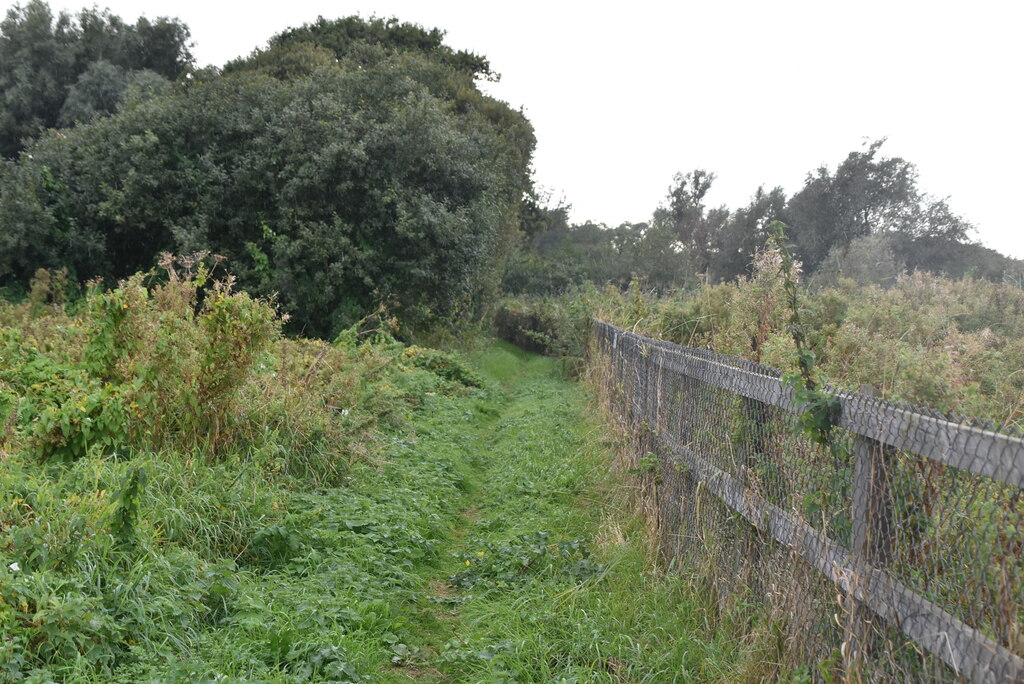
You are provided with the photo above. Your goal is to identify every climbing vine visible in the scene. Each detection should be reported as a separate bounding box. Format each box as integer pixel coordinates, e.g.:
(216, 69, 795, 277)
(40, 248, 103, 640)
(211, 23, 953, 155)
(770, 222, 851, 543)
(769, 222, 842, 446)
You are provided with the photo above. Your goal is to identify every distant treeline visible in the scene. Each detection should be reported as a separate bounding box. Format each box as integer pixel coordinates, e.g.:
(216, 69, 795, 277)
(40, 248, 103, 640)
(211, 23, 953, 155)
(0, 4, 533, 338)
(506, 140, 1022, 295)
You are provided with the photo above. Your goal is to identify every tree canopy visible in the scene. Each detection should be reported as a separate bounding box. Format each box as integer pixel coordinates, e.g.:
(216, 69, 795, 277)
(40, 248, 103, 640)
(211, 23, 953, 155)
(4, 5, 1014, 329)
(0, 0, 192, 156)
(0, 11, 535, 338)
(267, 15, 494, 80)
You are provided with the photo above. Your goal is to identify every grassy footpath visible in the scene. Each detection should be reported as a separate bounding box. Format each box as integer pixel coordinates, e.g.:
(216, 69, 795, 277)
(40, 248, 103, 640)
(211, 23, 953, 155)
(143, 341, 747, 682)
(376, 343, 746, 683)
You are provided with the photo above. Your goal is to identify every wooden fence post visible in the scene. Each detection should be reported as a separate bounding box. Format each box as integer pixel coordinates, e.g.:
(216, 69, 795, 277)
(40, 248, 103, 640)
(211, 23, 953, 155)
(845, 387, 895, 675)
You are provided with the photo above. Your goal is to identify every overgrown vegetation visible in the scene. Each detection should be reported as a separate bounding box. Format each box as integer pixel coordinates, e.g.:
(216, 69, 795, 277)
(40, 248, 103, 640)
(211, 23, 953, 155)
(770, 224, 843, 447)
(499, 140, 1023, 428)
(1, 3, 1020, 680)
(497, 243, 1024, 427)
(0, 259, 492, 679)
(1, 275, 775, 680)
(577, 233, 1024, 682)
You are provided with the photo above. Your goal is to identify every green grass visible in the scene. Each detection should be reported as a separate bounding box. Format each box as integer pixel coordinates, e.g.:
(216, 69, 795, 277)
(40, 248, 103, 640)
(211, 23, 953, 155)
(2, 340, 758, 682)
(376, 343, 752, 683)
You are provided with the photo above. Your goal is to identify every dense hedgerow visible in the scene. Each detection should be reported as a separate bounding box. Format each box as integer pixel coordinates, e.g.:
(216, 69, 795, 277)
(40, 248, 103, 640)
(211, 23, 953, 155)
(497, 251, 1024, 427)
(0, 257, 484, 679)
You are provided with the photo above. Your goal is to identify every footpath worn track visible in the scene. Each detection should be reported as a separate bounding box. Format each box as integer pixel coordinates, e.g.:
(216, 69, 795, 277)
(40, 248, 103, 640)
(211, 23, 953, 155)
(374, 343, 738, 683)
(102, 343, 743, 682)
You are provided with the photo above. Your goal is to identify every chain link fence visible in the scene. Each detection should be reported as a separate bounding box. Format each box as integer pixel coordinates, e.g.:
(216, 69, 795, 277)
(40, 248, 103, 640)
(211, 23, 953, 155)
(593, 320, 1024, 683)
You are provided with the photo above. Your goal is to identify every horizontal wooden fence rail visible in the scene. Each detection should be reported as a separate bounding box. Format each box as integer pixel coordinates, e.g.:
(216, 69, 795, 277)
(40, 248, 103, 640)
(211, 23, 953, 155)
(622, 325, 1024, 488)
(593, 320, 1024, 683)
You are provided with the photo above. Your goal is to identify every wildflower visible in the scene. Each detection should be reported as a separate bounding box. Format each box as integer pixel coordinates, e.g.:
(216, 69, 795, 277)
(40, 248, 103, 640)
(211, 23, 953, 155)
(8, 562, 19, 572)
(476, 551, 485, 557)
(465, 559, 472, 566)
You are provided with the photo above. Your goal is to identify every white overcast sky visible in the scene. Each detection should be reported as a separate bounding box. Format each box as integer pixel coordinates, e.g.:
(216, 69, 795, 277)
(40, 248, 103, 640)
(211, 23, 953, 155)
(32, 0, 1024, 258)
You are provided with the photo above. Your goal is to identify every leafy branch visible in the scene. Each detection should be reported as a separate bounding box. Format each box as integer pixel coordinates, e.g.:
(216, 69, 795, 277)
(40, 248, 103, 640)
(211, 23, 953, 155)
(770, 222, 851, 542)
(769, 222, 841, 446)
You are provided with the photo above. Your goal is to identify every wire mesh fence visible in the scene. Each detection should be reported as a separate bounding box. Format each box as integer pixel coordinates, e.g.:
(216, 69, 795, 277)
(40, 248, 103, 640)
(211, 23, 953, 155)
(592, 320, 1024, 683)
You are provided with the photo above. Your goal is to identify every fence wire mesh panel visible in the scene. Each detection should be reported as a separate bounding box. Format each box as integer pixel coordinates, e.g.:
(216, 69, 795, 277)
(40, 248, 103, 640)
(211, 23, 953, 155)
(592, 320, 1024, 683)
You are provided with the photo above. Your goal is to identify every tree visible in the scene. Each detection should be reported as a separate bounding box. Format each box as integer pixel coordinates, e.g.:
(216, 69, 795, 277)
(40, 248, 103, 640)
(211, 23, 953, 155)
(59, 59, 133, 126)
(0, 19, 535, 339)
(783, 139, 917, 272)
(709, 186, 787, 281)
(0, 1, 191, 156)
(784, 139, 983, 278)
(663, 169, 728, 275)
(810, 233, 906, 288)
